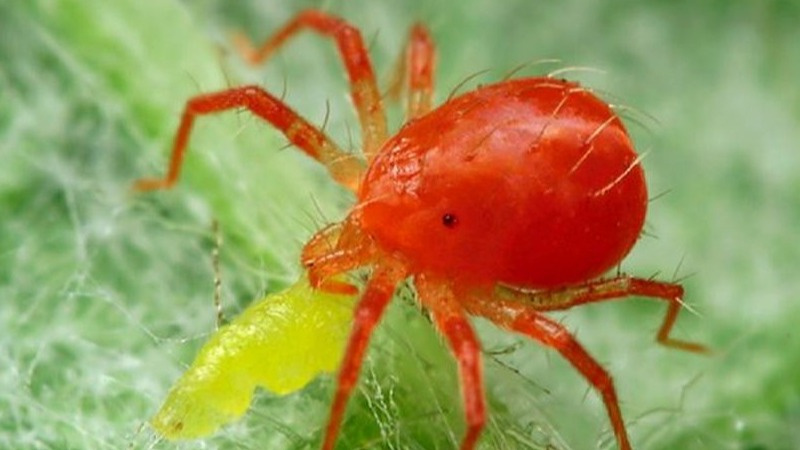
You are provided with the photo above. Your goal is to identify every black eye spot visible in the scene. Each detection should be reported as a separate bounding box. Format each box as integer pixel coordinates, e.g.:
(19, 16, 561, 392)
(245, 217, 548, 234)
(442, 213, 458, 228)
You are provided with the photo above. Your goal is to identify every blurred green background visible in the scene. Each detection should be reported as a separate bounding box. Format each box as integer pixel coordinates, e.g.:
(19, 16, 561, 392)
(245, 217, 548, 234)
(1, 0, 799, 449)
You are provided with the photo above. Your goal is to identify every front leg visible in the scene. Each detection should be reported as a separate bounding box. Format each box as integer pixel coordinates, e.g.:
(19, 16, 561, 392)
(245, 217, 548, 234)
(133, 85, 363, 192)
(233, 10, 388, 158)
(322, 262, 406, 450)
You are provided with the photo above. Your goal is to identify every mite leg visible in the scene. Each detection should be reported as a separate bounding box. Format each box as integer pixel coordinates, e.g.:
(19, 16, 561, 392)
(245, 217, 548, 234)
(416, 276, 485, 450)
(133, 86, 363, 192)
(386, 23, 436, 120)
(465, 297, 631, 450)
(233, 10, 388, 158)
(322, 263, 405, 450)
(500, 276, 709, 354)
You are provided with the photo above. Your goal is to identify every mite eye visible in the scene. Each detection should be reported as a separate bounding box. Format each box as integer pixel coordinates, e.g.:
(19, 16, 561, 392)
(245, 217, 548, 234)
(442, 213, 458, 228)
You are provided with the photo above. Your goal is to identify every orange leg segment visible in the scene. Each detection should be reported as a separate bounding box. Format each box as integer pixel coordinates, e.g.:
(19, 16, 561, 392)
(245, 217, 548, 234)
(387, 23, 436, 120)
(417, 276, 485, 450)
(500, 276, 709, 354)
(233, 10, 388, 158)
(133, 85, 362, 192)
(465, 297, 632, 450)
(322, 263, 405, 450)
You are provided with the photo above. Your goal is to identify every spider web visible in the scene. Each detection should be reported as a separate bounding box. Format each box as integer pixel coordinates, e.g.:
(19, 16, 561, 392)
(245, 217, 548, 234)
(3, 1, 799, 450)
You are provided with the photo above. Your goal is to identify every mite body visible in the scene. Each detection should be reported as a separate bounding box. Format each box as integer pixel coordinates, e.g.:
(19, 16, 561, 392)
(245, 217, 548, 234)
(359, 78, 647, 289)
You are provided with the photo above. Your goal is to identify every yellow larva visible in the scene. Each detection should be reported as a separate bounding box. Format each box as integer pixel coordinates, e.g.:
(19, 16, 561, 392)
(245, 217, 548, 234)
(151, 275, 357, 439)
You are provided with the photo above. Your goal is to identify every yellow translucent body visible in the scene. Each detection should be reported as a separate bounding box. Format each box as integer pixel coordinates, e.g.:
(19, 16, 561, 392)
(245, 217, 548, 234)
(151, 277, 357, 439)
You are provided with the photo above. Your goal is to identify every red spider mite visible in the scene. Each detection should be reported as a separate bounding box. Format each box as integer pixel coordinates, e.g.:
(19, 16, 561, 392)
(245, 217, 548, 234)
(134, 10, 709, 450)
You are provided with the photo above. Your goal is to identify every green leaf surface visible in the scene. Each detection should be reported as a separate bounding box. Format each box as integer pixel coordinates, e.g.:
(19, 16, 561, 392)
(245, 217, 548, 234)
(2, 1, 798, 449)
